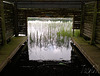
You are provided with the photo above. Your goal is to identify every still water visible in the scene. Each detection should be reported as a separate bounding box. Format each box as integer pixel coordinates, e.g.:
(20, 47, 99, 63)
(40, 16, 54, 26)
(28, 20, 72, 61)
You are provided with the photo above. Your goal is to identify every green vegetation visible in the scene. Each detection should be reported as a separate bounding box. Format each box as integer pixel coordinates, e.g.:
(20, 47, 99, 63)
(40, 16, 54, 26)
(74, 29, 80, 37)
(28, 17, 73, 22)
(29, 20, 80, 47)
(56, 25, 80, 46)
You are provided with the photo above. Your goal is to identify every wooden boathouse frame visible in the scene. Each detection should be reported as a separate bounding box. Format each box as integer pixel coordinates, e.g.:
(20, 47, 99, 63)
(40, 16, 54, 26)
(72, 0, 100, 74)
(0, 0, 100, 74)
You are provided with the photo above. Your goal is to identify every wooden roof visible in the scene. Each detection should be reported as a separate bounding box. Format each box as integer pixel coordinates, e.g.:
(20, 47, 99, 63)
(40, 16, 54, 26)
(3, 0, 94, 8)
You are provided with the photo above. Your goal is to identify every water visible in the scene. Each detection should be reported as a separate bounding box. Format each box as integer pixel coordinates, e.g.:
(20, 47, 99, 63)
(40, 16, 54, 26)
(28, 19, 73, 61)
(0, 18, 99, 76)
(0, 43, 99, 76)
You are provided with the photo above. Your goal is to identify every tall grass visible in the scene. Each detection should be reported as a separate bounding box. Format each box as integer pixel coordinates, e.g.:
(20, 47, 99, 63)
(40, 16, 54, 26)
(28, 20, 80, 48)
(73, 29, 80, 37)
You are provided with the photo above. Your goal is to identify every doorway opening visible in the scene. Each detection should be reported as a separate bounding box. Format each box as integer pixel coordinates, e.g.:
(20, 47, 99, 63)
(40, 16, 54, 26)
(27, 17, 73, 61)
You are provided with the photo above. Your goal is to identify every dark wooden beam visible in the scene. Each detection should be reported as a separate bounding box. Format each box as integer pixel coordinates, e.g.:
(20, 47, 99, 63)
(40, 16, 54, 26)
(91, 1, 97, 44)
(0, 0, 7, 45)
(80, 2, 85, 36)
(4, 0, 94, 2)
(14, 2, 18, 37)
(17, 1, 81, 8)
(73, 15, 75, 36)
(25, 13, 27, 36)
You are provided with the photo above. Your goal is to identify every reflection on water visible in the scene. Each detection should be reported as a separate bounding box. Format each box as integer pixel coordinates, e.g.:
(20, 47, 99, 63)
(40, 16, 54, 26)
(28, 19, 73, 61)
(0, 42, 99, 76)
(0, 18, 99, 76)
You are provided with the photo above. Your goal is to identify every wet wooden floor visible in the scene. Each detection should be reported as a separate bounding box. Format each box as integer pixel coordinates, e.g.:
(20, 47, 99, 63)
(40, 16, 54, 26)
(71, 37, 100, 74)
(0, 36, 27, 72)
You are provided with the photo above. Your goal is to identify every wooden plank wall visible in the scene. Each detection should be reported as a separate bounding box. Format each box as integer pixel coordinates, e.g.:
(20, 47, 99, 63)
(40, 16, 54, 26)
(95, 1, 100, 44)
(82, 2, 95, 39)
(4, 3, 14, 40)
(73, 12, 81, 29)
(18, 9, 27, 35)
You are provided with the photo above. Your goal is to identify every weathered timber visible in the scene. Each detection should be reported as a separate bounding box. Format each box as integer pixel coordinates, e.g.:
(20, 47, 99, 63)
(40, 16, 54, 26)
(82, 1, 95, 39)
(18, 9, 27, 35)
(91, 1, 97, 44)
(72, 37, 100, 74)
(73, 15, 75, 36)
(4, 2, 14, 40)
(14, 2, 18, 37)
(95, 1, 100, 44)
(73, 12, 81, 36)
(83, 32, 91, 38)
(0, 0, 7, 45)
(0, 36, 27, 72)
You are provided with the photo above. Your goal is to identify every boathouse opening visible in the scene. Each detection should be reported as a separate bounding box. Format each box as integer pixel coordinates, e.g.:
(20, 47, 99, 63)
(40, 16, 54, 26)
(0, 0, 100, 76)
(27, 17, 73, 61)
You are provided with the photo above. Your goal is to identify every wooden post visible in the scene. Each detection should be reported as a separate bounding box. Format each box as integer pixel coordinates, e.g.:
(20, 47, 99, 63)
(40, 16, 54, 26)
(73, 15, 75, 36)
(0, 0, 7, 45)
(25, 11, 27, 36)
(91, 1, 97, 44)
(14, 2, 18, 37)
(80, 2, 85, 37)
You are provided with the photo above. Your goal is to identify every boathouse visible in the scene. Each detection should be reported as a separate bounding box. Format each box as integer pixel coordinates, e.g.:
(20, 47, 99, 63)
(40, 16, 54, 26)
(0, 0, 100, 74)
